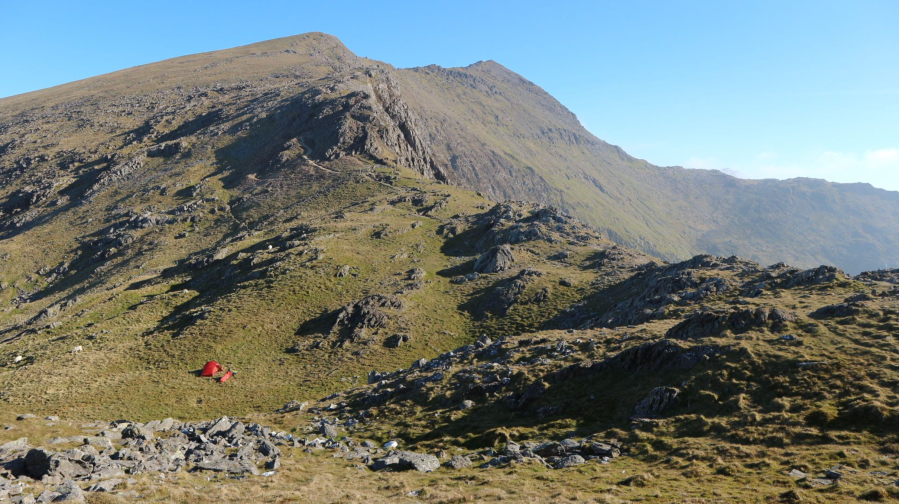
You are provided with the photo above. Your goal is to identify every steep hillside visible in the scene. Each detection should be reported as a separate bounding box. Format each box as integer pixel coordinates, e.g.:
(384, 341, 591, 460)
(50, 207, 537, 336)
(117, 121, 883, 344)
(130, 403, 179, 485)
(1, 33, 897, 275)
(394, 61, 899, 273)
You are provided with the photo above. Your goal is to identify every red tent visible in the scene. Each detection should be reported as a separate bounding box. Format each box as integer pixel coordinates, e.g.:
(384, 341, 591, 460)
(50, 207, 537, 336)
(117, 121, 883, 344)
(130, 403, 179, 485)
(201, 361, 223, 377)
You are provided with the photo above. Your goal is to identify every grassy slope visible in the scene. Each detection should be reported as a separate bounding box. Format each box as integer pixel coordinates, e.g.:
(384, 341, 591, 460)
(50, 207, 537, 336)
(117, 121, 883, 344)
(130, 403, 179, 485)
(0, 33, 897, 503)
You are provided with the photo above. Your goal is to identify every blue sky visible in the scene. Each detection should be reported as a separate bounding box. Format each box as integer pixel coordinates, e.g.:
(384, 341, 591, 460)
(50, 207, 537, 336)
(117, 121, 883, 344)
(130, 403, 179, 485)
(2, 1, 897, 190)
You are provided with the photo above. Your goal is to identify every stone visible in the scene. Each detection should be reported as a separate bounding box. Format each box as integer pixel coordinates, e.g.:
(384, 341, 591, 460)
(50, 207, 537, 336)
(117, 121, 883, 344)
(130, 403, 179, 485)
(384, 333, 411, 348)
(85, 479, 122, 493)
(205, 416, 234, 437)
(51, 481, 84, 502)
(193, 458, 260, 476)
(121, 425, 154, 441)
(590, 442, 620, 458)
(554, 455, 586, 469)
(0, 437, 28, 452)
(534, 442, 566, 458)
(789, 469, 808, 479)
(474, 245, 515, 273)
(321, 423, 338, 439)
(370, 451, 440, 473)
(25, 449, 90, 481)
(460, 400, 475, 410)
(80, 437, 113, 451)
(634, 387, 680, 417)
(445, 455, 472, 469)
(276, 401, 308, 414)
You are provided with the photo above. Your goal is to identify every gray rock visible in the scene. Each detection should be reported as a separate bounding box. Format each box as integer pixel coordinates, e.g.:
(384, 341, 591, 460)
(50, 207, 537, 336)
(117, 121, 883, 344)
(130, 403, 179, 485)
(36, 490, 60, 503)
(0, 437, 28, 452)
(80, 437, 113, 451)
(85, 479, 122, 493)
(321, 423, 338, 439)
(121, 424, 154, 441)
(276, 401, 307, 414)
(371, 450, 440, 472)
(205, 416, 234, 437)
(589, 442, 620, 458)
(534, 442, 566, 458)
(384, 333, 411, 348)
(554, 455, 585, 469)
(788, 469, 808, 479)
(25, 449, 90, 481)
(193, 458, 259, 475)
(474, 245, 514, 273)
(51, 481, 83, 502)
(460, 400, 475, 410)
(445, 455, 472, 469)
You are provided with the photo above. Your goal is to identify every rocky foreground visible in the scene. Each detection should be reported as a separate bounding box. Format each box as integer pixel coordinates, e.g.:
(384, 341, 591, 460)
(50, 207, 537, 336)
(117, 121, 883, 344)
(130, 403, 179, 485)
(0, 411, 628, 502)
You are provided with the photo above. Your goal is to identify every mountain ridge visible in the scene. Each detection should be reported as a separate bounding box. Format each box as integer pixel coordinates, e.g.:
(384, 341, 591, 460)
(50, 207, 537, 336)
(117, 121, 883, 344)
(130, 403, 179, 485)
(1, 32, 897, 274)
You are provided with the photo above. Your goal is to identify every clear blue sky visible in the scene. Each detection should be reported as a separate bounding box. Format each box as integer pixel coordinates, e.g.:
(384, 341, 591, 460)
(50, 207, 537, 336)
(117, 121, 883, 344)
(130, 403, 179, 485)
(2, 1, 897, 190)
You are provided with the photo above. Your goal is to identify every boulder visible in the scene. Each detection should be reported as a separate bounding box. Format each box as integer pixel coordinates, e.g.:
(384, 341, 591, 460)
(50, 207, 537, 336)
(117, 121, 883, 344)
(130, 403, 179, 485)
(445, 455, 472, 469)
(370, 450, 440, 473)
(121, 425, 154, 441)
(204, 416, 234, 438)
(554, 455, 585, 469)
(474, 245, 515, 273)
(24, 449, 90, 481)
(51, 481, 84, 502)
(0, 438, 28, 453)
(590, 442, 620, 458)
(320, 423, 338, 439)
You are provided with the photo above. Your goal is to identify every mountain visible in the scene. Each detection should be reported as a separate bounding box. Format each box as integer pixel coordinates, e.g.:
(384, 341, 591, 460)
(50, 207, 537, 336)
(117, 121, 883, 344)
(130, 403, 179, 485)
(0, 33, 898, 502)
(2, 33, 897, 275)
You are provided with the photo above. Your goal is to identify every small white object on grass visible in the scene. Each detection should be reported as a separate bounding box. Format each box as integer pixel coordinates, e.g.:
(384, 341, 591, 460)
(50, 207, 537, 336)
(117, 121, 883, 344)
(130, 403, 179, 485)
(14, 355, 23, 363)
(383, 440, 398, 449)
(72, 346, 83, 353)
